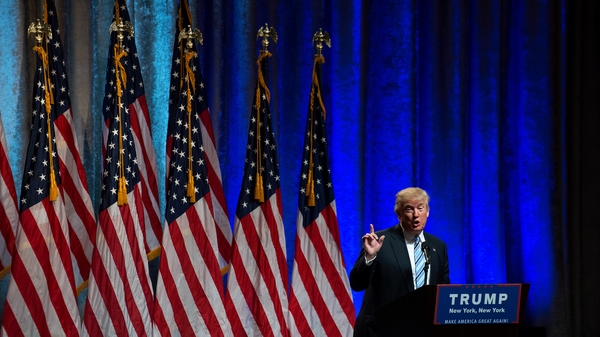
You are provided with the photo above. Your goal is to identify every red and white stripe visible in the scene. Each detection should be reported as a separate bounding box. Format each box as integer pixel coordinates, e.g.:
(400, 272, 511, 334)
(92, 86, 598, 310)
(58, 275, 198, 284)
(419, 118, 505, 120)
(225, 191, 290, 337)
(166, 108, 232, 270)
(1, 196, 80, 336)
(54, 108, 96, 287)
(0, 116, 18, 272)
(83, 185, 154, 336)
(153, 193, 233, 336)
(198, 109, 232, 269)
(288, 201, 355, 336)
(103, 96, 161, 255)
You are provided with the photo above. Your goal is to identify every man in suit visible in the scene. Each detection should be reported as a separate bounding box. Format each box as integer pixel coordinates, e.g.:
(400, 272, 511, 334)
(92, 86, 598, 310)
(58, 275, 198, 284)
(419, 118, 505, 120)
(350, 187, 450, 336)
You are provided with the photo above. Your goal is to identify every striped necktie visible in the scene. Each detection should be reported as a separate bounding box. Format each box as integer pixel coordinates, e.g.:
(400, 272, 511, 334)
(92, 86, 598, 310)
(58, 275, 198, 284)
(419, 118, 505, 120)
(414, 236, 425, 289)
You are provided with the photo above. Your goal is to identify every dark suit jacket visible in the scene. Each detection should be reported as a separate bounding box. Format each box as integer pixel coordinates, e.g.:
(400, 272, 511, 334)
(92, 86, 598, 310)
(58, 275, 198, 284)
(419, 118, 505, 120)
(349, 224, 450, 337)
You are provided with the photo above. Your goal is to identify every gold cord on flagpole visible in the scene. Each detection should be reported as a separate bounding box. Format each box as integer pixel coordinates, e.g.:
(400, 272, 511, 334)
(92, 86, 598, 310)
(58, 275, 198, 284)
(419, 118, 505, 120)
(109, 17, 134, 206)
(306, 29, 331, 207)
(253, 52, 272, 203)
(184, 50, 196, 203)
(178, 25, 203, 203)
(178, 0, 193, 93)
(253, 23, 277, 203)
(115, 1, 120, 25)
(43, 0, 48, 23)
(29, 19, 58, 202)
(306, 57, 326, 207)
(114, 44, 128, 206)
(33, 45, 59, 202)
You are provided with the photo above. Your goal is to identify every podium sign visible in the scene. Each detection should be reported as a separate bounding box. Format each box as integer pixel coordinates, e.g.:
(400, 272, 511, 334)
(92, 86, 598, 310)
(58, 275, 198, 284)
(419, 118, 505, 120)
(434, 284, 523, 325)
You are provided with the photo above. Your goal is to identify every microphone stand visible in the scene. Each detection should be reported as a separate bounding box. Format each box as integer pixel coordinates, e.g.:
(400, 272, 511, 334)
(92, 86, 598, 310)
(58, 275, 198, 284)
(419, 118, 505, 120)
(422, 242, 431, 286)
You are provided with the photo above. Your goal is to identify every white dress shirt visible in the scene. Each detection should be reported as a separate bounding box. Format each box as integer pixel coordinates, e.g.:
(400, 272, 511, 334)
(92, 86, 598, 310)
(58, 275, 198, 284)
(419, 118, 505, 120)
(403, 231, 430, 288)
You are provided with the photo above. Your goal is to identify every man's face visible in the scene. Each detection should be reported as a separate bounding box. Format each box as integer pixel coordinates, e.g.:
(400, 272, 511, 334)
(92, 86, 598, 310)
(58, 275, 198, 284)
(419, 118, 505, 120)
(399, 199, 429, 237)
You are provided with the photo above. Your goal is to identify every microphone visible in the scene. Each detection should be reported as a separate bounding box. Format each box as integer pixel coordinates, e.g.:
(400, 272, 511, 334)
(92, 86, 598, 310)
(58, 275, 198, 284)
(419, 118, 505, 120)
(421, 241, 431, 286)
(421, 241, 431, 265)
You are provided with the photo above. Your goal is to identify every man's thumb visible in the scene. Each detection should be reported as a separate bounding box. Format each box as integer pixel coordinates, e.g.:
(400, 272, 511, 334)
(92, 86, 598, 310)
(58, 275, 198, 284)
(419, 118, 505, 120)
(379, 235, 385, 245)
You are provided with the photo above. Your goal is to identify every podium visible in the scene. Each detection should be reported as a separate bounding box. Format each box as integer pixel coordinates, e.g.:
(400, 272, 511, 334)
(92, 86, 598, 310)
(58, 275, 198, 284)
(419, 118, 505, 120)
(375, 284, 530, 337)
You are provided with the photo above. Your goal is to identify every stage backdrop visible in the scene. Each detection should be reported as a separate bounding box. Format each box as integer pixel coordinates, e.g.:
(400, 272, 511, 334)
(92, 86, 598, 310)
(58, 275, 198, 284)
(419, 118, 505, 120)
(1, 0, 591, 335)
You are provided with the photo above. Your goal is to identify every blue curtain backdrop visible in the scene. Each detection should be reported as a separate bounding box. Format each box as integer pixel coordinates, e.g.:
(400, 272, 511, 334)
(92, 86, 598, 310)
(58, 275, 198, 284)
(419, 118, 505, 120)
(2, 0, 598, 336)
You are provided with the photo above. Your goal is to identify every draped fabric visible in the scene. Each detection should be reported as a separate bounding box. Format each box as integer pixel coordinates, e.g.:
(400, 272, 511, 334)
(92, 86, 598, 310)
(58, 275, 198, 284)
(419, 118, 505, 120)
(0, 0, 598, 336)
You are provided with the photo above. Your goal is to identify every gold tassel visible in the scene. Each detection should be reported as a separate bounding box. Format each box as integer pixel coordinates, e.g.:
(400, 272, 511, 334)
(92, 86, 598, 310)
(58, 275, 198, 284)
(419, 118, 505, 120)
(118, 176, 127, 205)
(49, 170, 58, 201)
(307, 168, 315, 207)
(254, 174, 264, 203)
(187, 169, 196, 203)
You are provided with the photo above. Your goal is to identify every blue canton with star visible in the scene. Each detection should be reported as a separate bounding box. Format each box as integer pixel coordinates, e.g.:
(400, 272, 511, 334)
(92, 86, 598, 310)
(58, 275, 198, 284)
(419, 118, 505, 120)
(98, 96, 141, 212)
(101, 1, 146, 123)
(98, 2, 143, 212)
(165, 45, 210, 224)
(20, 1, 76, 212)
(45, 1, 72, 119)
(19, 55, 62, 212)
(236, 59, 281, 219)
(166, 6, 207, 138)
(297, 62, 335, 228)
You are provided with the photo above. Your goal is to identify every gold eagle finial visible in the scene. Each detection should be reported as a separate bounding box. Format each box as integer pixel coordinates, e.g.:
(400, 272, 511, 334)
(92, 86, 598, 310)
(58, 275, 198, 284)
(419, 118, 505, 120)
(257, 23, 278, 54)
(109, 18, 134, 52)
(312, 28, 331, 57)
(28, 19, 52, 46)
(179, 25, 203, 50)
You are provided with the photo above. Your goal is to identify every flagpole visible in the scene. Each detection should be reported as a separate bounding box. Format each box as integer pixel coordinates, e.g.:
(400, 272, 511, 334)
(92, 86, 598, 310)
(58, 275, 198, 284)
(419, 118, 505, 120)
(108, 18, 134, 206)
(225, 21, 289, 337)
(83, 2, 155, 334)
(178, 25, 204, 204)
(2, 13, 82, 336)
(288, 29, 355, 336)
(306, 29, 331, 206)
(254, 23, 277, 203)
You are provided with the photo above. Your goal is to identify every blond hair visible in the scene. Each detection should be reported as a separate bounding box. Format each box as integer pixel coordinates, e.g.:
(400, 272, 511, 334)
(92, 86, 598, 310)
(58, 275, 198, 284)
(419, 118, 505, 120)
(394, 187, 430, 218)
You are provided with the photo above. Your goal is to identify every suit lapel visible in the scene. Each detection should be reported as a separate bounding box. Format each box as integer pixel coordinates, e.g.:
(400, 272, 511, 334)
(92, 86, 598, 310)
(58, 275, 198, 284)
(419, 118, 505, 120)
(424, 232, 438, 283)
(389, 225, 414, 294)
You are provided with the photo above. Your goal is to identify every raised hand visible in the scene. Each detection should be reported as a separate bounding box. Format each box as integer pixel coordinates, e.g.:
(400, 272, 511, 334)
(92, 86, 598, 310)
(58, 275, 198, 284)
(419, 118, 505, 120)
(361, 224, 385, 261)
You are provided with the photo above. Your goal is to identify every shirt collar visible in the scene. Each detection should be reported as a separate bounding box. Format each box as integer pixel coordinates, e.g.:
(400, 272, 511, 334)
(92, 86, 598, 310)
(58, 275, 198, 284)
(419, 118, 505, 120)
(401, 226, 425, 243)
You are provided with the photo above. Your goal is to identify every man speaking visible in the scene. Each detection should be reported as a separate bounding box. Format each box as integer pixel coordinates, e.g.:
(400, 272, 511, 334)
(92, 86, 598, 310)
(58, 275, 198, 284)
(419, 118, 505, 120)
(350, 187, 451, 336)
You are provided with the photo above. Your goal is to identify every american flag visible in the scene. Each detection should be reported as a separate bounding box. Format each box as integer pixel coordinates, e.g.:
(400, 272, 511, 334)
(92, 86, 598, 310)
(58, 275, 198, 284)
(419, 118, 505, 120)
(225, 52, 290, 336)
(1, 11, 81, 335)
(100, 0, 162, 257)
(43, 0, 97, 290)
(0, 114, 18, 277)
(83, 2, 154, 335)
(288, 57, 355, 336)
(153, 1, 233, 335)
(163, 0, 231, 271)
